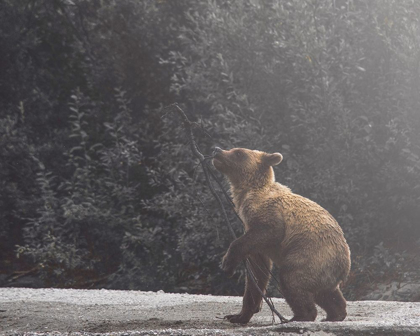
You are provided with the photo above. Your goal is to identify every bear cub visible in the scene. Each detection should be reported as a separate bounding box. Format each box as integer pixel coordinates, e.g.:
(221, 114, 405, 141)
(212, 147, 351, 324)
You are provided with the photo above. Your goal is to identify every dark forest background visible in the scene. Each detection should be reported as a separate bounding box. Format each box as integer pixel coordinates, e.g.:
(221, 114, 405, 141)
(1, 0, 420, 300)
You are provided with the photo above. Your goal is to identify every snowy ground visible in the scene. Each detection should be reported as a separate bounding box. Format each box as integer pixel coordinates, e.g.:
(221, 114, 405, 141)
(1, 288, 420, 335)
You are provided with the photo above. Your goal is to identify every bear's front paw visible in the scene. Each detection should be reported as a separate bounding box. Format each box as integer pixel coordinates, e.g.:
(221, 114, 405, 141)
(224, 313, 251, 324)
(221, 254, 235, 278)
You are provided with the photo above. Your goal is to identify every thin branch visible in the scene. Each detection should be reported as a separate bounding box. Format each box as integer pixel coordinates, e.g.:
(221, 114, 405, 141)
(206, 162, 287, 296)
(163, 103, 288, 324)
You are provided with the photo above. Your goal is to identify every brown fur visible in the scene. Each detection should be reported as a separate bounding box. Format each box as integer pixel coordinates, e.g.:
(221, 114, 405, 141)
(213, 147, 351, 324)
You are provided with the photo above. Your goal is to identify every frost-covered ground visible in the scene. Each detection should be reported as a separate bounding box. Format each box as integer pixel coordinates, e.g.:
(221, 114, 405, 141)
(1, 288, 420, 335)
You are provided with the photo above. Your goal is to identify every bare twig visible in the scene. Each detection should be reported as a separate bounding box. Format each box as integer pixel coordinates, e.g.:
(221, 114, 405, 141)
(163, 103, 288, 324)
(207, 167, 285, 296)
(9, 266, 39, 281)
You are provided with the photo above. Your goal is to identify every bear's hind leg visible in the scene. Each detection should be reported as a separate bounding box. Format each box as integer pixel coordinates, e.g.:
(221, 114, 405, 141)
(280, 273, 317, 322)
(315, 287, 347, 322)
(283, 289, 317, 322)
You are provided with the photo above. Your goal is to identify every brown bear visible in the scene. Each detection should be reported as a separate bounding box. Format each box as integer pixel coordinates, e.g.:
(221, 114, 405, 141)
(212, 147, 351, 324)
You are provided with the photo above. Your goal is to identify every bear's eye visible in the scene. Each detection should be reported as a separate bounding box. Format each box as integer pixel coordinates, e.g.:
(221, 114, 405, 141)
(235, 151, 244, 158)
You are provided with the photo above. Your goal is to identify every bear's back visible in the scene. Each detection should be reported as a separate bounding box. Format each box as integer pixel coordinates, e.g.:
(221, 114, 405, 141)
(237, 182, 350, 286)
(272, 183, 351, 285)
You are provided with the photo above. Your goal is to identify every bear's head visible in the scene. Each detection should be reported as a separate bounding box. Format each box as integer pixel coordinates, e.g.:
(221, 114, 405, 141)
(212, 147, 283, 190)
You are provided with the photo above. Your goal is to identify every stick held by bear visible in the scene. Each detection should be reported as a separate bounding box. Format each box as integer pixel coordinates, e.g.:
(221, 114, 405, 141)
(212, 147, 351, 324)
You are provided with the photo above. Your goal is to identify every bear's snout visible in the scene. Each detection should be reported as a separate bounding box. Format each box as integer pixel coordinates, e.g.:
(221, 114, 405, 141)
(212, 147, 226, 171)
(212, 147, 223, 156)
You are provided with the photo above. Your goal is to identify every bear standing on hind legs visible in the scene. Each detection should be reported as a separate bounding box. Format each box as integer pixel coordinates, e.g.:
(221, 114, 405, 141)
(212, 147, 351, 324)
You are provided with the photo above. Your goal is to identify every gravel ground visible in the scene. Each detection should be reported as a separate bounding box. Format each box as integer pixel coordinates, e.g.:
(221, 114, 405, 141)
(1, 288, 420, 335)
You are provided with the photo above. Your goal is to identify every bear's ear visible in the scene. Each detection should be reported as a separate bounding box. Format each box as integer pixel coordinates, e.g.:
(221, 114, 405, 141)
(265, 152, 283, 166)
